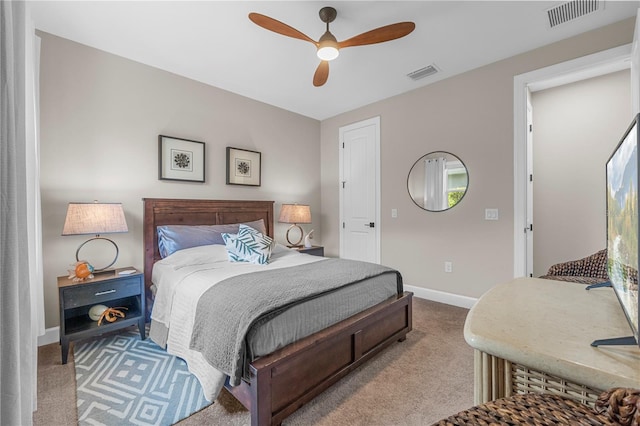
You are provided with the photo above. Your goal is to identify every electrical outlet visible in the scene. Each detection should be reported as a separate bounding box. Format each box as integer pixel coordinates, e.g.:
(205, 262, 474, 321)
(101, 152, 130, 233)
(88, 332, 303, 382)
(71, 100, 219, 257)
(444, 261, 453, 273)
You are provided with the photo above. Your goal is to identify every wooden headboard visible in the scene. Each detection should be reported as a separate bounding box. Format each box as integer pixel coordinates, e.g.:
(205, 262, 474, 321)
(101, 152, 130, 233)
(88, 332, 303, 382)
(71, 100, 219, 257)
(142, 198, 274, 296)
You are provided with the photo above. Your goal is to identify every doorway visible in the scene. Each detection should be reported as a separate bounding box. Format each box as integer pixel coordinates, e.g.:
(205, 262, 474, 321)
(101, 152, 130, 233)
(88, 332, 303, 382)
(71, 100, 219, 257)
(514, 44, 632, 277)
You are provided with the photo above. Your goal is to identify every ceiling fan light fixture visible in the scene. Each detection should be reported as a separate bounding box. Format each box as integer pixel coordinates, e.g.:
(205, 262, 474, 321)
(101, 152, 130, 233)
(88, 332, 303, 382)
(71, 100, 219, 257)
(317, 44, 339, 61)
(317, 31, 339, 61)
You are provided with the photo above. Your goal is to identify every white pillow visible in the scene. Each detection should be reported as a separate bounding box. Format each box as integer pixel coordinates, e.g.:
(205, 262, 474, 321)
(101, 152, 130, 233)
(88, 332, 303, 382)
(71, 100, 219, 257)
(222, 224, 275, 265)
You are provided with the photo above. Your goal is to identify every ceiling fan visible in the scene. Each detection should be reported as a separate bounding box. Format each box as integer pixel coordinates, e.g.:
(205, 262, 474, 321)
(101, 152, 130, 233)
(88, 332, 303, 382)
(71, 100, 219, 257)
(248, 7, 416, 87)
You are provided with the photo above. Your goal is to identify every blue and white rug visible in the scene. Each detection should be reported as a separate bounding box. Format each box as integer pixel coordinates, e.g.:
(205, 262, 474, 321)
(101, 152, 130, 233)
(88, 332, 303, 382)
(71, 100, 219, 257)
(74, 328, 211, 425)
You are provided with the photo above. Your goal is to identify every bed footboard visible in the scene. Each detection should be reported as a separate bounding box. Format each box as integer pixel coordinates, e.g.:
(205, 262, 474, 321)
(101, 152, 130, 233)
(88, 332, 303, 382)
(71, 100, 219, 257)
(224, 291, 413, 426)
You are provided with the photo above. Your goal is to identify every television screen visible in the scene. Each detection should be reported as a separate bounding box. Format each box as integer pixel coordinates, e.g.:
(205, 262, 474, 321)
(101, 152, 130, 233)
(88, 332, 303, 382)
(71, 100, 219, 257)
(606, 113, 640, 347)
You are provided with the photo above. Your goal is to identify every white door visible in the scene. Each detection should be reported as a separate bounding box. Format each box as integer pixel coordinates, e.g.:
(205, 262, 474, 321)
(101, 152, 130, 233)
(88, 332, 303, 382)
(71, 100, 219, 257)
(339, 117, 380, 263)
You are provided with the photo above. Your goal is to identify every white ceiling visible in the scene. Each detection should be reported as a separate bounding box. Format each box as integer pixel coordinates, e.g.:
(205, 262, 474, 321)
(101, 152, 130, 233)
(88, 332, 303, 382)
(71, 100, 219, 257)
(30, 1, 640, 120)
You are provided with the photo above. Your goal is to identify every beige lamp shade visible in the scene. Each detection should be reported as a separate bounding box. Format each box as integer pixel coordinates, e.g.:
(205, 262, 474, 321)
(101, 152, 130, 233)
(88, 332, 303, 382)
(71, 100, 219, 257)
(278, 204, 311, 224)
(62, 203, 128, 236)
(62, 202, 128, 272)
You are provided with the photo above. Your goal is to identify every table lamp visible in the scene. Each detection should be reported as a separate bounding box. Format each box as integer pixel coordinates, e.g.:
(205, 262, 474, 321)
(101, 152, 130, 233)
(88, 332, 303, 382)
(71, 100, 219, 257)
(62, 202, 128, 272)
(278, 204, 311, 247)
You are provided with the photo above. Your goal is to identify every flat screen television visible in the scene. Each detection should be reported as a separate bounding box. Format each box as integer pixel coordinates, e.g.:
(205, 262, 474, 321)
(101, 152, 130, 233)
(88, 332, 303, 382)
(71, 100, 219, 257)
(597, 112, 640, 347)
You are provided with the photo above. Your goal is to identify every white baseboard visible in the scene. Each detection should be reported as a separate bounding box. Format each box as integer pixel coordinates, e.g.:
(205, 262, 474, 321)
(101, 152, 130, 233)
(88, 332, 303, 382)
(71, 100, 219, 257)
(404, 284, 478, 309)
(38, 326, 59, 347)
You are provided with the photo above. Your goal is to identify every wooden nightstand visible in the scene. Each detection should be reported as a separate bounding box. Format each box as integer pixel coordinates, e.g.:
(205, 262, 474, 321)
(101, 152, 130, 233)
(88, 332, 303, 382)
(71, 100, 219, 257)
(295, 246, 324, 256)
(57, 267, 145, 364)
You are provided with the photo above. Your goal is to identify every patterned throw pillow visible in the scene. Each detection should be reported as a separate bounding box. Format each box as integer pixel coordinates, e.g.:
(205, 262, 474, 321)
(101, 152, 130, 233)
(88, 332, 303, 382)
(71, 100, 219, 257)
(222, 224, 275, 265)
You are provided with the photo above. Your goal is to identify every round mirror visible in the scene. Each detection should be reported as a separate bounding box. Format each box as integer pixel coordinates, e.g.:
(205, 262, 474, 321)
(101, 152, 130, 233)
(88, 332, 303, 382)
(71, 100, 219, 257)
(407, 151, 469, 212)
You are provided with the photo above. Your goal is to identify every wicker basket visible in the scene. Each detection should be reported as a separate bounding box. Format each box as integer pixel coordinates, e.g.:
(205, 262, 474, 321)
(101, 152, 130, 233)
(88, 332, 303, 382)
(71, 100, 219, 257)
(433, 387, 640, 426)
(433, 392, 615, 425)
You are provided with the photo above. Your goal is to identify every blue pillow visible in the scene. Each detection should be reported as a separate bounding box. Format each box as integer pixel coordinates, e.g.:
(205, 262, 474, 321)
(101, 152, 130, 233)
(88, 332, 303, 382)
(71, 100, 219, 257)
(222, 224, 275, 265)
(157, 219, 267, 258)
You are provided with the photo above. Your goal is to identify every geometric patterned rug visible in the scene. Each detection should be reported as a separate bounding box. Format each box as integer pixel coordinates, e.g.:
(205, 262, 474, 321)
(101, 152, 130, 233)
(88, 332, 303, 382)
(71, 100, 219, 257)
(74, 328, 211, 426)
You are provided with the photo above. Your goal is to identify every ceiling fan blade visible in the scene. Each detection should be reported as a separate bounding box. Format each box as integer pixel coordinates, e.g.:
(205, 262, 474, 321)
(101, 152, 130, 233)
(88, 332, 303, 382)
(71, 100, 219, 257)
(313, 61, 329, 87)
(338, 22, 415, 49)
(249, 13, 317, 45)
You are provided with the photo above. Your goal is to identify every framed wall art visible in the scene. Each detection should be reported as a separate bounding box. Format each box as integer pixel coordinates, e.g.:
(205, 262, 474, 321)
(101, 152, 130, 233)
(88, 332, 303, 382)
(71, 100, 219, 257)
(226, 147, 261, 186)
(158, 135, 205, 182)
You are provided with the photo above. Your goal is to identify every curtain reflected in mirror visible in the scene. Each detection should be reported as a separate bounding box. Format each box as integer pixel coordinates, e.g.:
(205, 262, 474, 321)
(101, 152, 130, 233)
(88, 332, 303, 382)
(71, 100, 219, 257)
(408, 151, 468, 212)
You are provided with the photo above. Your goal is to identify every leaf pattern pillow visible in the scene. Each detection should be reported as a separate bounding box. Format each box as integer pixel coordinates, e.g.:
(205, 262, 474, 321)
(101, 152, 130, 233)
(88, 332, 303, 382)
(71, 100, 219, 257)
(222, 224, 274, 265)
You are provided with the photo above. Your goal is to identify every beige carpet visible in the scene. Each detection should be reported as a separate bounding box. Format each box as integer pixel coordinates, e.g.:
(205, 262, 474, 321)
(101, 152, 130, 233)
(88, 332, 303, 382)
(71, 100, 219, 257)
(34, 298, 474, 425)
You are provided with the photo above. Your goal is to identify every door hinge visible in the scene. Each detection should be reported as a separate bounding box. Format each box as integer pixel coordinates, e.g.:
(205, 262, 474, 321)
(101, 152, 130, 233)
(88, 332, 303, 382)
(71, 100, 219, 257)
(342, 142, 345, 148)
(524, 224, 533, 233)
(529, 174, 533, 182)
(342, 181, 345, 188)
(342, 222, 345, 229)
(529, 124, 533, 132)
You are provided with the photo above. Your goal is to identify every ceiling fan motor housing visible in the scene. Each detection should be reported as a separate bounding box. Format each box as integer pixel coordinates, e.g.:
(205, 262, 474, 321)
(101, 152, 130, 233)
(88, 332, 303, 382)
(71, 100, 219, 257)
(319, 7, 337, 24)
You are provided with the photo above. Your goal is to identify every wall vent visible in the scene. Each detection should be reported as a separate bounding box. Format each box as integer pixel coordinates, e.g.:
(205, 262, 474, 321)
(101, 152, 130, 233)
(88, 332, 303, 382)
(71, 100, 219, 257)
(546, 0, 601, 28)
(407, 64, 439, 81)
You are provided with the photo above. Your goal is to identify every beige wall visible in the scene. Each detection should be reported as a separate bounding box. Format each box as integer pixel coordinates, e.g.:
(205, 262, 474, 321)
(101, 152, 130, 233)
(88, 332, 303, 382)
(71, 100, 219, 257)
(39, 33, 321, 328)
(320, 18, 635, 298)
(531, 70, 632, 277)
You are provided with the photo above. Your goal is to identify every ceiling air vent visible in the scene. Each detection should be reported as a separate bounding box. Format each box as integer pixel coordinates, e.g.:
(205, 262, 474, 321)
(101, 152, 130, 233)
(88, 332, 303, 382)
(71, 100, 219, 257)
(546, 0, 601, 28)
(407, 64, 438, 81)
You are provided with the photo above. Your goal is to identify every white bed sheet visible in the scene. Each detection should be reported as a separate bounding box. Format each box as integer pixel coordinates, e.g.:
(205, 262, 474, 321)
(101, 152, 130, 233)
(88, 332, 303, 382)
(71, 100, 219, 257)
(150, 243, 323, 401)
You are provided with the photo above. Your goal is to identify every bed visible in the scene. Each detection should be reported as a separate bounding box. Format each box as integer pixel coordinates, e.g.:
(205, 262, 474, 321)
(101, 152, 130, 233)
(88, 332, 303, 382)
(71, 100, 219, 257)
(143, 198, 413, 426)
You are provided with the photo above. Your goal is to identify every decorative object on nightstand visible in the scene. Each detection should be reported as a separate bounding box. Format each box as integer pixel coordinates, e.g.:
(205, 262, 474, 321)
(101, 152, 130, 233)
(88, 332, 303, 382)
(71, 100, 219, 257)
(58, 267, 145, 364)
(278, 204, 311, 247)
(304, 229, 314, 248)
(96, 306, 128, 326)
(68, 260, 95, 282)
(88, 304, 108, 321)
(62, 201, 128, 272)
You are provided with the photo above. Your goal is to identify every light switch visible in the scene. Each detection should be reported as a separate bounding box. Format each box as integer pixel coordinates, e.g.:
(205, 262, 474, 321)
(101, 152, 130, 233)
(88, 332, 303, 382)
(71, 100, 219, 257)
(391, 208, 398, 218)
(485, 208, 499, 220)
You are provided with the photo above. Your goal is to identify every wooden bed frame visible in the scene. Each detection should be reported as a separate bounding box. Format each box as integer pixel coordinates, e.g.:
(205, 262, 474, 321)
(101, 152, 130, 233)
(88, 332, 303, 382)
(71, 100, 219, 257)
(143, 198, 413, 426)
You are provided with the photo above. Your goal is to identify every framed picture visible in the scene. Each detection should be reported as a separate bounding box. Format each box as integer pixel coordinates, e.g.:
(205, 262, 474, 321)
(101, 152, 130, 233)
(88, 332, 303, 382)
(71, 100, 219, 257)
(226, 147, 261, 186)
(158, 135, 205, 182)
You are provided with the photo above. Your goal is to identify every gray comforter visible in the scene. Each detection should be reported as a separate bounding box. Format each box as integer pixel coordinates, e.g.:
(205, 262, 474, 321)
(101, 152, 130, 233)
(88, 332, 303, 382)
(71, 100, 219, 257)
(189, 258, 403, 386)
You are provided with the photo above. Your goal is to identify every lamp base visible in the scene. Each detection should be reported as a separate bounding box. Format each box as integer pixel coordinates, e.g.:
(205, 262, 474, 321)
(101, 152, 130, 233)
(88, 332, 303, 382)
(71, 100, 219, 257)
(75, 236, 120, 272)
(285, 224, 304, 247)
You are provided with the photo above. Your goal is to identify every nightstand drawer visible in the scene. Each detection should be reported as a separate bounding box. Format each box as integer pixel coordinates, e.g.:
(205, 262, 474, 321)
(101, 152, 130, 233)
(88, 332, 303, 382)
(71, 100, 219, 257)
(63, 277, 141, 308)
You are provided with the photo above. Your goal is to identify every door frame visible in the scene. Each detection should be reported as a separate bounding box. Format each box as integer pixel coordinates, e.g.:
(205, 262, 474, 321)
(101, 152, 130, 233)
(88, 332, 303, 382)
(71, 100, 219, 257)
(339, 116, 381, 263)
(513, 44, 631, 277)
